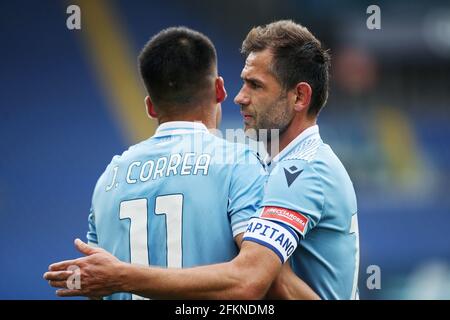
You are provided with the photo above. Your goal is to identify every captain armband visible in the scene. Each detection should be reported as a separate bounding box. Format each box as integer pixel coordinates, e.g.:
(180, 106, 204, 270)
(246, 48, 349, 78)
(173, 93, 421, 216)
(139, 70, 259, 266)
(242, 218, 299, 264)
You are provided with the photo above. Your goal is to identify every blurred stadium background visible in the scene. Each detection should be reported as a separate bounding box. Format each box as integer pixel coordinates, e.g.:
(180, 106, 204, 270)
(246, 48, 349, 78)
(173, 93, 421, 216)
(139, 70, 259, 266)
(1, 0, 449, 299)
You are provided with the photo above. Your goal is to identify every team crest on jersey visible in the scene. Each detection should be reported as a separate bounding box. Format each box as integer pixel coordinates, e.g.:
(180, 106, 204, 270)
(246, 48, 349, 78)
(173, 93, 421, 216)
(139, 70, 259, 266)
(261, 206, 309, 235)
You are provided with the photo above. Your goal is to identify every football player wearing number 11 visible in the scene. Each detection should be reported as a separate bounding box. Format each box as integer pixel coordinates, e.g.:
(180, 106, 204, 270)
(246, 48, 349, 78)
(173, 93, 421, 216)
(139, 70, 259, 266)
(45, 21, 359, 300)
(44, 25, 319, 300)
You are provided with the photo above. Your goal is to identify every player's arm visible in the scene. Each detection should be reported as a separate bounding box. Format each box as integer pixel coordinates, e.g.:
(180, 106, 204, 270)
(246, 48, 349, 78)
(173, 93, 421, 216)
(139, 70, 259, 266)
(45, 215, 312, 299)
(125, 239, 281, 299)
(45, 237, 283, 299)
(235, 233, 320, 300)
(266, 261, 320, 300)
(45, 229, 318, 300)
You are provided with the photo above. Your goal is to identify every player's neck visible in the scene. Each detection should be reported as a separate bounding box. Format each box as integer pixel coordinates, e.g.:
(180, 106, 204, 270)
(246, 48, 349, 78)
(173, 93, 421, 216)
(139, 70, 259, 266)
(267, 117, 317, 158)
(158, 113, 216, 129)
(158, 106, 217, 129)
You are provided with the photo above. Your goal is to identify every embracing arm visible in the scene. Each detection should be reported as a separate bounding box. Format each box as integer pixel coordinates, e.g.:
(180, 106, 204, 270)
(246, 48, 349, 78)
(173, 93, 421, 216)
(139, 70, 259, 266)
(266, 261, 320, 300)
(127, 237, 320, 299)
(122, 240, 281, 299)
(45, 238, 282, 299)
(45, 235, 319, 299)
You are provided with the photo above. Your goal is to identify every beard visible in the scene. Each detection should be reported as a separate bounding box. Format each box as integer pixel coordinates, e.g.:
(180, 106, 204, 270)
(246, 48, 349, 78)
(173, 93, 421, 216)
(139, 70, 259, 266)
(250, 94, 293, 142)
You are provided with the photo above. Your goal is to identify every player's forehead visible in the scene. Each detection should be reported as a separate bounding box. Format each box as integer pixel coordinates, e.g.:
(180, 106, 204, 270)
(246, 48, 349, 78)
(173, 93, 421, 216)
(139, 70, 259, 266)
(240, 49, 274, 80)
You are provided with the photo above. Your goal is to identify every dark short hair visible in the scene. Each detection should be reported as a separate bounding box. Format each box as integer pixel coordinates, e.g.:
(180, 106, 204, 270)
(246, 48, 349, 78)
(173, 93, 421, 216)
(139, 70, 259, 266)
(241, 20, 330, 116)
(138, 27, 217, 110)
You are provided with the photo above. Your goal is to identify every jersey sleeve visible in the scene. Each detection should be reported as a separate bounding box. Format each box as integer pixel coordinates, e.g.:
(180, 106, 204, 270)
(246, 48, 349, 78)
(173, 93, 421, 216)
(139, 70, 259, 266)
(227, 149, 267, 237)
(86, 206, 98, 245)
(86, 159, 115, 246)
(242, 159, 324, 263)
(260, 159, 324, 238)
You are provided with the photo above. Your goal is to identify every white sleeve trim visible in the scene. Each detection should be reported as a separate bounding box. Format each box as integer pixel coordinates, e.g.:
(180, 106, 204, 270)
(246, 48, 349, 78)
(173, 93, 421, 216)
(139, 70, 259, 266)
(232, 221, 249, 237)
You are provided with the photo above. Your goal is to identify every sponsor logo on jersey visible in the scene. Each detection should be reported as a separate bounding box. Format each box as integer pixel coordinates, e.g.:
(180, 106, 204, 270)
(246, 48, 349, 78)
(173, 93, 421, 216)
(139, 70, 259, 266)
(261, 206, 309, 235)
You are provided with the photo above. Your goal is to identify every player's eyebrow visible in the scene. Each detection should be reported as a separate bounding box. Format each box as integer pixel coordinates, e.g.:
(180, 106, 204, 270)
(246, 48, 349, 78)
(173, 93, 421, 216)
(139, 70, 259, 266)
(241, 75, 265, 87)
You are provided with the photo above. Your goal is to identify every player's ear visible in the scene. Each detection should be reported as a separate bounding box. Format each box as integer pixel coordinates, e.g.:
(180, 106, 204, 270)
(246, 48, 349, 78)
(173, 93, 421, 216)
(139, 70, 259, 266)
(145, 96, 158, 119)
(215, 76, 227, 104)
(293, 82, 312, 113)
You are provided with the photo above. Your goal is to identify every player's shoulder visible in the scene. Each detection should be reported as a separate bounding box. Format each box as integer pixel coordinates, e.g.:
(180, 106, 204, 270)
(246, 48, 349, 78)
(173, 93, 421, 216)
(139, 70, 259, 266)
(207, 133, 263, 166)
(281, 139, 347, 178)
(273, 136, 324, 176)
(209, 133, 249, 153)
(274, 142, 355, 215)
(108, 138, 152, 166)
(269, 139, 353, 196)
(311, 143, 352, 184)
(91, 139, 150, 194)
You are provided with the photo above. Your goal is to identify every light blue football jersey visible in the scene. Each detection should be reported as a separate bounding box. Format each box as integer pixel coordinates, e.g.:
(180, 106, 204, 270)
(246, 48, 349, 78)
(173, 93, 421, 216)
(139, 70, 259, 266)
(87, 121, 266, 300)
(244, 125, 359, 300)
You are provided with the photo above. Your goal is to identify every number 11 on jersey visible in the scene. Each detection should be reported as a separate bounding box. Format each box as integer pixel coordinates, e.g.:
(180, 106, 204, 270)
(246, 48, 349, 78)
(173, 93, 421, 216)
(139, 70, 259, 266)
(119, 194, 184, 299)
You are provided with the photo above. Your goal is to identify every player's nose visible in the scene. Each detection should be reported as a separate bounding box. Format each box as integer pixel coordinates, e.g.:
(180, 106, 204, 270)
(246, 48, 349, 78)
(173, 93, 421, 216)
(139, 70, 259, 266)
(234, 89, 250, 107)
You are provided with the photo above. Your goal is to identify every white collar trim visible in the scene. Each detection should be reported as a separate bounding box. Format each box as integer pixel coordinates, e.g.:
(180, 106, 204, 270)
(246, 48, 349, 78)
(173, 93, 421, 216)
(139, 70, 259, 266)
(271, 125, 320, 163)
(153, 121, 209, 137)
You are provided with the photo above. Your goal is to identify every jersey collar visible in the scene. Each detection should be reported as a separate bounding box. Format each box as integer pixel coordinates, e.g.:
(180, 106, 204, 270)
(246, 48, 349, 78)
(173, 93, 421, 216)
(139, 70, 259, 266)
(153, 121, 209, 138)
(271, 124, 321, 164)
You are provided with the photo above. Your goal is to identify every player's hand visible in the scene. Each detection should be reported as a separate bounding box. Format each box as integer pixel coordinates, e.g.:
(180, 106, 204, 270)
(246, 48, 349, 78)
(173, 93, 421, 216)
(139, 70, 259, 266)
(43, 238, 125, 297)
(265, 261, 321, 300)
